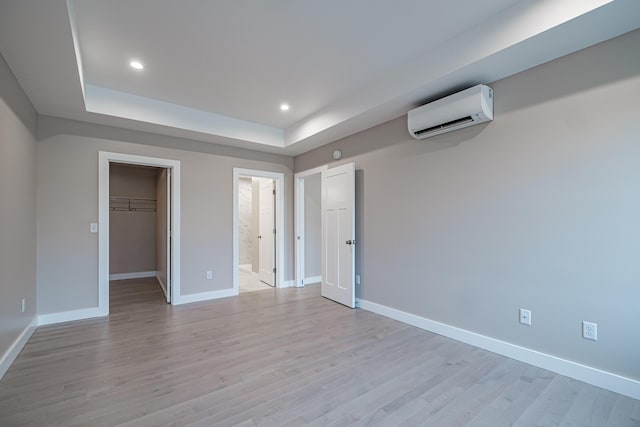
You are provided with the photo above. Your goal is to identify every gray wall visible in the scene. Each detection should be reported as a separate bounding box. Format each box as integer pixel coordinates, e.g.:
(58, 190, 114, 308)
(36, 129, 294, 315)
(109, 164, 158, 275)
(156, 169, 168, 291)
(0, 53, 37, 357)
(294, 29, 640, 381)
(303, 173, 321, 279)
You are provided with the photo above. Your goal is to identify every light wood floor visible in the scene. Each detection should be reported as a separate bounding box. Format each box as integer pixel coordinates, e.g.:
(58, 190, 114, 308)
(239, 264, 273, 293)
(1, 279, 638, 426)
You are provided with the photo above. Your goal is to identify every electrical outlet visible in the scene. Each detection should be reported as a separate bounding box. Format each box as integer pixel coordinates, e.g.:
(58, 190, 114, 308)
(206, 271, 213, 280)
(21, 298, 26, 313)
(582, 321, 598, 341)
(519, 308, 531, 325)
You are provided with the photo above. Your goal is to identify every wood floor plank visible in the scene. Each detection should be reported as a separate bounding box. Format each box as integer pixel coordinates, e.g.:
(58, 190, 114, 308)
(603, 395, 640, 427)
(0, 279, 636, 426)
(559, 384, 617, 426)
(464, 365, 555, 427)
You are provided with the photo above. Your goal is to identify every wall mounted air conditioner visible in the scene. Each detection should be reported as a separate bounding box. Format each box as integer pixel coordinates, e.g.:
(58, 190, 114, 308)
(408, 84, 493, 140)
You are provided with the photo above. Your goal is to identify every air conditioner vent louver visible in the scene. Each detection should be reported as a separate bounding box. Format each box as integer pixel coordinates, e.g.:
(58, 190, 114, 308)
(414, 116, 473, 136)
(408, 84, 493, 140)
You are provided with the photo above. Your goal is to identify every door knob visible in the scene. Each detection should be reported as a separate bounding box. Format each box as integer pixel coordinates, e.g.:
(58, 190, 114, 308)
(346, 240, 356, 245)
(258, 235, 262, 239)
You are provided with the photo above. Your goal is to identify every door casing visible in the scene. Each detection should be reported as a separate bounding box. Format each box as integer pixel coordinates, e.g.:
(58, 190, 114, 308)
(98, 151, 181, 314)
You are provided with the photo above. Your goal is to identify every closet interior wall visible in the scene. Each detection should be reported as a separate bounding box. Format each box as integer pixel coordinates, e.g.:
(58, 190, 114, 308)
(109, 164, 159, 277)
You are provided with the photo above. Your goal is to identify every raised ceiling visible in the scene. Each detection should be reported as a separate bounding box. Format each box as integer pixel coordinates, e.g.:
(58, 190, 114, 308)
(1, 0, 639, 155)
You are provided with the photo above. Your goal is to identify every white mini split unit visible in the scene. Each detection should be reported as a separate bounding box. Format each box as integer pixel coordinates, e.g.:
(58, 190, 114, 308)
(408, 84, 493, 140)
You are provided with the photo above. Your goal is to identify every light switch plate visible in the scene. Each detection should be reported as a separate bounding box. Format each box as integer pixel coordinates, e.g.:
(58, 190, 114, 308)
(90, 223, 98, 233)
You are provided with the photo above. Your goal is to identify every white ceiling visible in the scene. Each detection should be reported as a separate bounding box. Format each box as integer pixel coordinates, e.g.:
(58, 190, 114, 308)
(1, 0, 640, 155)
(74, 0, 520, 129)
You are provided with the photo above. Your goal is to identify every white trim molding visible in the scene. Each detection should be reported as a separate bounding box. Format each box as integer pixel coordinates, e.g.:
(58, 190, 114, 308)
(173, 288, 237, 305)
(99, 151, 181, 314)
(281, 280, 296, 288)
(357, 299, 640, 400)
(109, 271, 156, 281)
(302, 276, 321, 285)
(0, 318, 37, 380)
(232, 168, 286, 293)
(37, 307, 104, 326)
(36, 286, 235, 326)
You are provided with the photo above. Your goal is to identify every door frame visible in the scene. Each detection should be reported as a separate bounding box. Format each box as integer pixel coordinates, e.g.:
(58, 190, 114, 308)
(232, 168, 285, 293)
(294, 165, 327, 287)
(98, 151, 181, 315)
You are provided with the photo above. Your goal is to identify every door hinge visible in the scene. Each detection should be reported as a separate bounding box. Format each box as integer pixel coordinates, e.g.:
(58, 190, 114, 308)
(273, 228, 276, 234)
(272, 267, 276, 273)
(272, 189, 276, 195)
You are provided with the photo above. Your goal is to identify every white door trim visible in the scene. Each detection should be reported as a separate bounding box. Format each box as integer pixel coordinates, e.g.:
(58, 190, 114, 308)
(294, 165, 327, 287)
(98, 151, 181, 315)
(165, 168, 172, 303)
(233, 168, 285, 293)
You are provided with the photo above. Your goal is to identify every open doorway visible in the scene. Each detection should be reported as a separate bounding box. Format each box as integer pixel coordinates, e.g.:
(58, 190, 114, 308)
(108, 164, 170, 305)
(233, 168, 285, 294)
(238, 176, 274, 292)
(98, 152, 181, 315)
(295, 165, 326, 287)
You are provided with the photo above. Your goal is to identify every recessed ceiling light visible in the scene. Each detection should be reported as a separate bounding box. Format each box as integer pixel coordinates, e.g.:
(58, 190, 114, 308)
(280, 103, 290, 111)
(129, 60, 144, 70)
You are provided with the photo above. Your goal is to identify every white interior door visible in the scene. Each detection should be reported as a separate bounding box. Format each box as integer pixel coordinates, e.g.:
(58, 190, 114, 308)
(295, 178, 305, 286)
(321, 162, 355, 308)
(259, 178, 275, 286)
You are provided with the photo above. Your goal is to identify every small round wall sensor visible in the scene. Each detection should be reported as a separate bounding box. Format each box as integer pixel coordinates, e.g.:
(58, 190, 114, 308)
(332, 149, 342, 160)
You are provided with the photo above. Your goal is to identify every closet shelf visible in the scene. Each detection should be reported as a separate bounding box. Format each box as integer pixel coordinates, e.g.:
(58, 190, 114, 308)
(109, 196, 156, 213)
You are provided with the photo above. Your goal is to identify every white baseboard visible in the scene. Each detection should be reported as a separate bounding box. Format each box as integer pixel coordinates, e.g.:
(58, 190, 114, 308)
(156, 272, 168, 300)
(356, 299, 640, 400)
(280, 280, 296, 288)
(0, 317, 37, 380)
(38, 307, 106, 326)
(173, 288, 237, 305)
(303, 276, 321, 285)
(109, 271, 156, 281)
